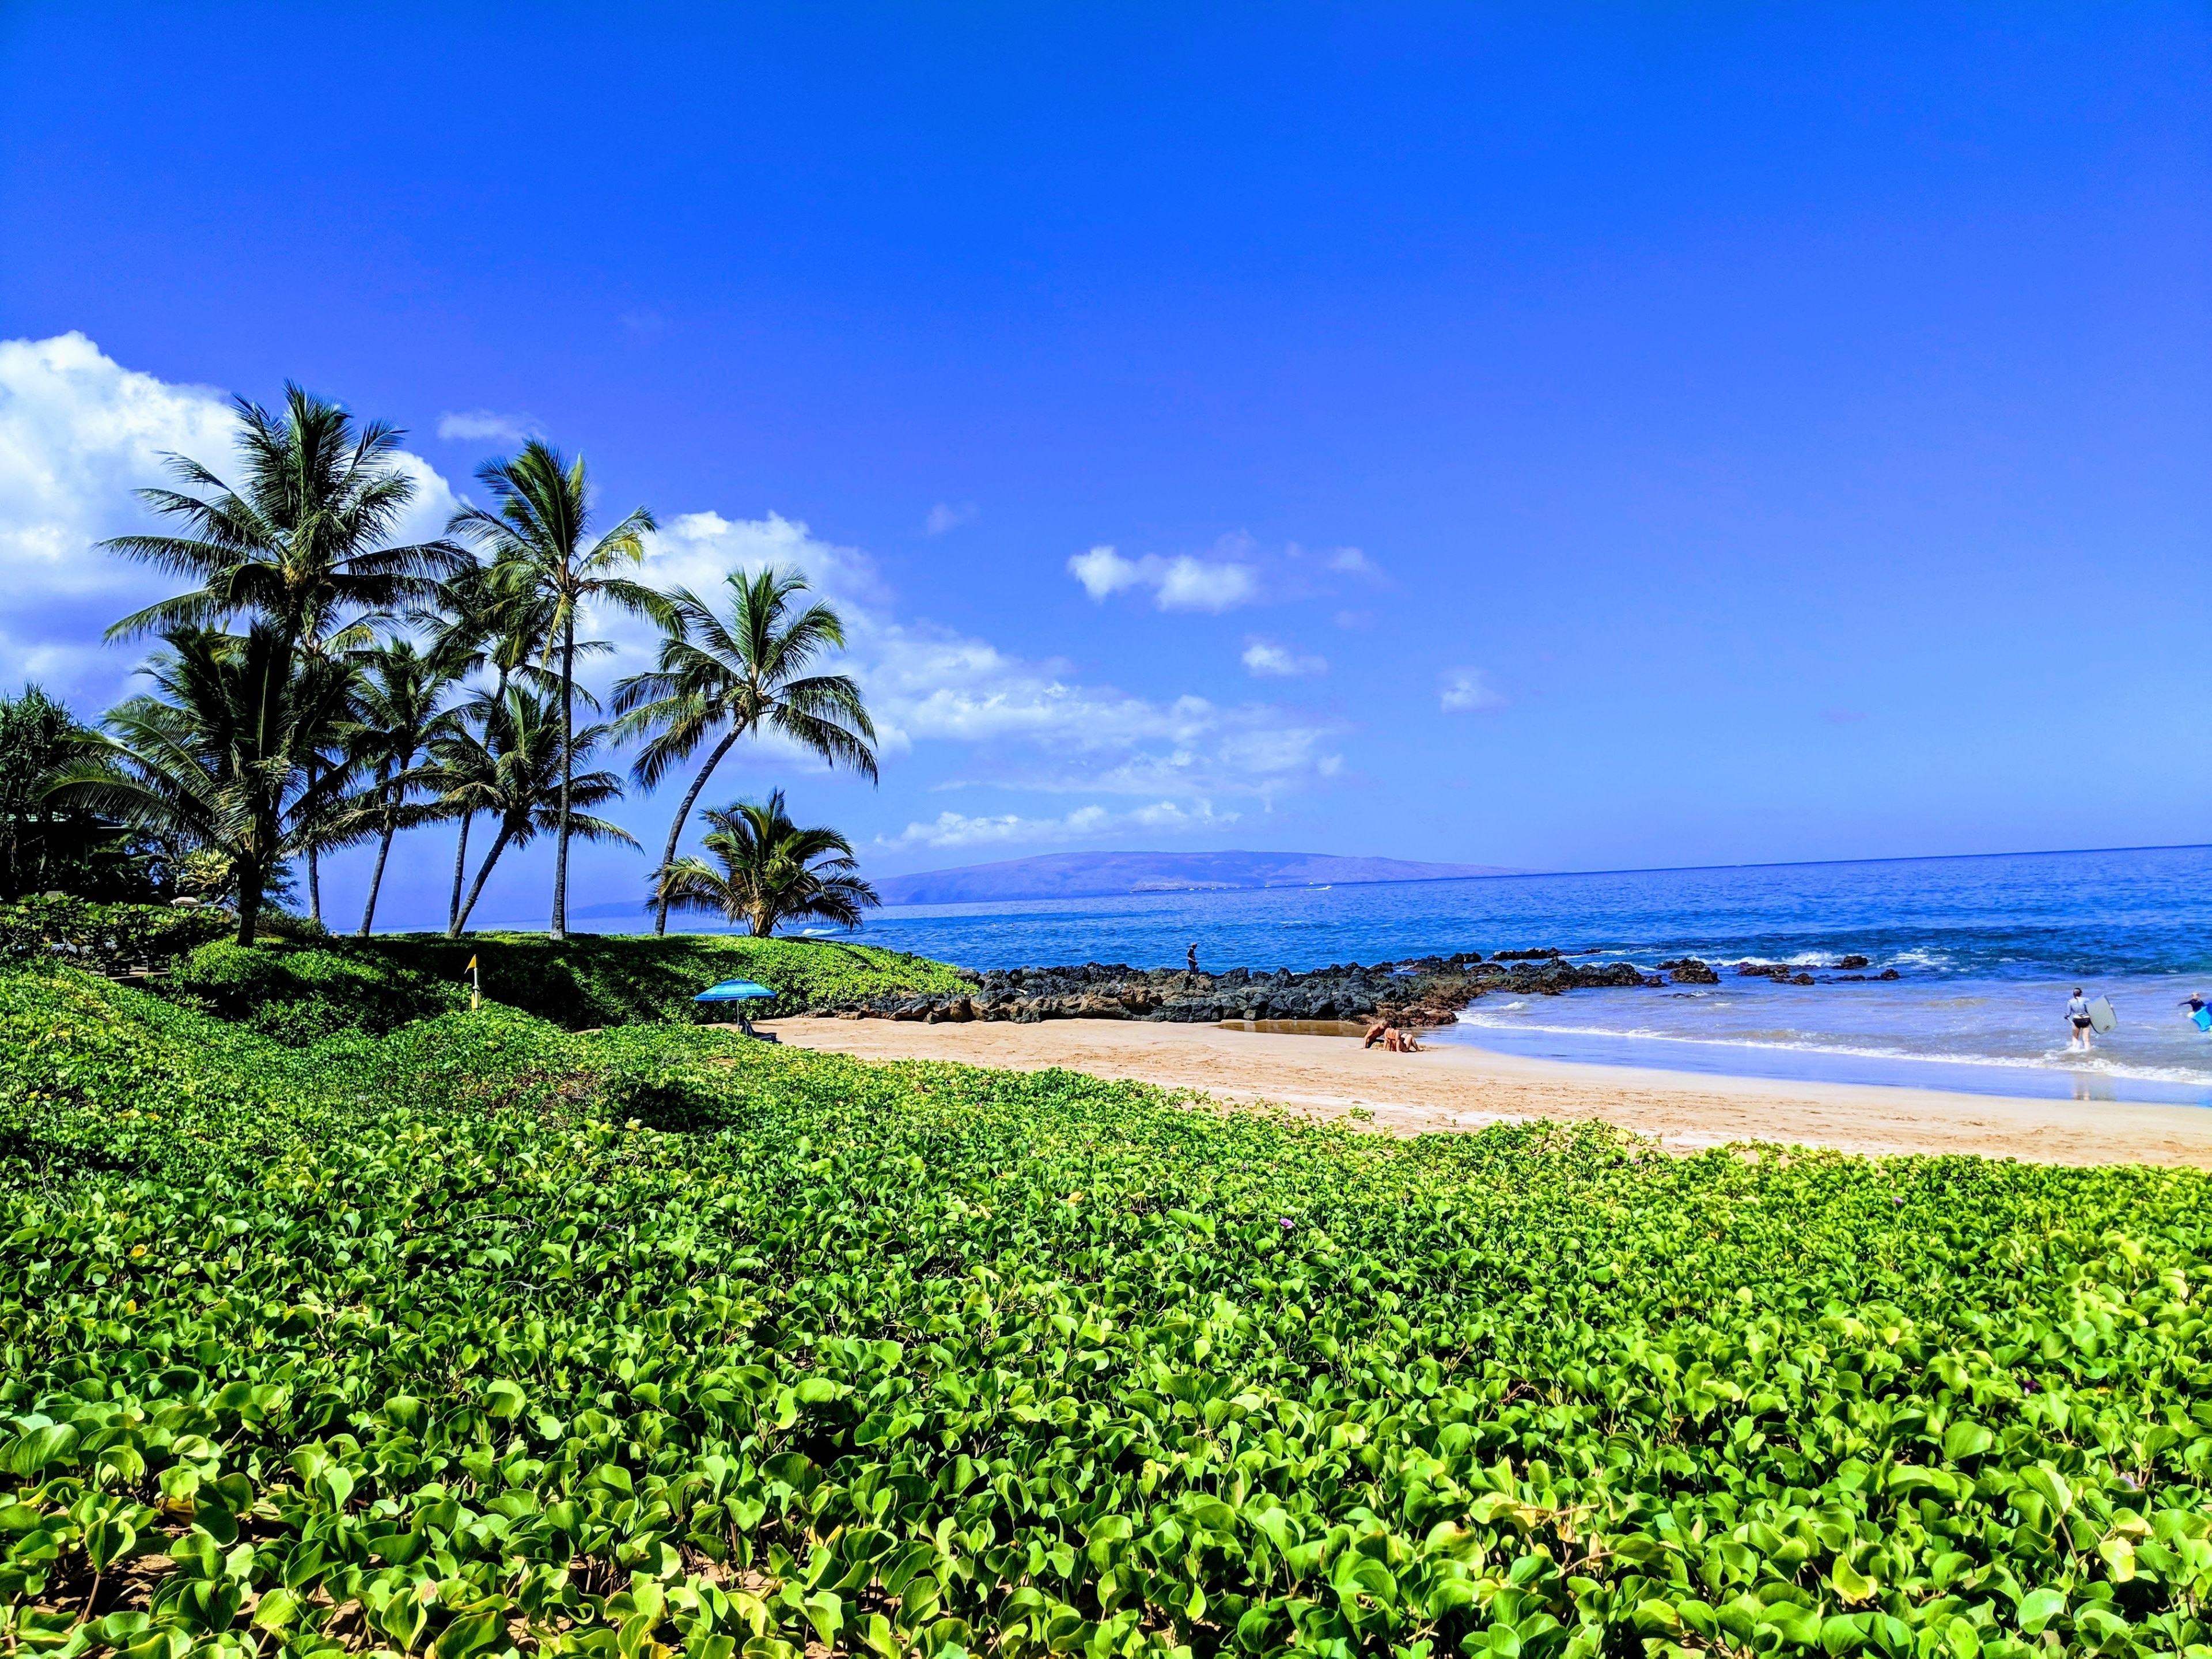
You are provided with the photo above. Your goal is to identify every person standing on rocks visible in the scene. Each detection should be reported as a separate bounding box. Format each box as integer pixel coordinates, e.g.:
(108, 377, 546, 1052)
(1186, 942, 1199, 978)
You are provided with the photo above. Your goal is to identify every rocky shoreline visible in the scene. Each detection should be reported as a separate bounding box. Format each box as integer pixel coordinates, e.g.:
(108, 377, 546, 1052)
(808, 949, 1900, 1027)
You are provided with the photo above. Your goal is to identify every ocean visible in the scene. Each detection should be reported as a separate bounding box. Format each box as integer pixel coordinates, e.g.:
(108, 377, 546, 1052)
(835, 844, 2212, 1108)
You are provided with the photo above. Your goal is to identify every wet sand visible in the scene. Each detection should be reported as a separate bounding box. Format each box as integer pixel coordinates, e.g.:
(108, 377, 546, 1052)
(754, 1016, 2212, 1167)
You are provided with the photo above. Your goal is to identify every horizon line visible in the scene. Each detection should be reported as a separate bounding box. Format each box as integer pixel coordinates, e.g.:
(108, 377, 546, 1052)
(862, 838, 2211, 904)
(436, 840, 2209, 930)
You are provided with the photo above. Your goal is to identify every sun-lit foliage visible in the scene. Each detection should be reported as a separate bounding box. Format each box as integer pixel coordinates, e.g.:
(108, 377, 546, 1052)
(2, 967, 2209, 1659)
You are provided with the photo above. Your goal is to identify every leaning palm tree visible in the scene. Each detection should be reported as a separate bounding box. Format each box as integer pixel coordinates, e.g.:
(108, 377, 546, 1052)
(653, 789, 878, 938)
(47, 626, 367, 946)
(429, 687, 634, 937)
(448, 441, 662, 940)
(412, 557, 560, 931)
(613, 567, 878, 937)
(101, 384, 463, 923)
(423, 700, 503, 937)
(346, 638, 461, 936)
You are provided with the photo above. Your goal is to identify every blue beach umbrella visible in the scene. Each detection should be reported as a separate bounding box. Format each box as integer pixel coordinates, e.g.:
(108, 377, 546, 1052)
(692, 978, 782, 1040)
(692, 979, 778, 1003)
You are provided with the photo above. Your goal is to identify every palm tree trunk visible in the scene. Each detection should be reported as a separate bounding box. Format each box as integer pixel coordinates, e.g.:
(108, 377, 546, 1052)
(358, 810, 396, 937)
(236, 856, 261, 948)
(449, 666, 503, 935)
(551, 618, 573, 941)
(453, 824, 515, 937)
(304, 754, 322, 927)
(653, 728, 744, 937)
(447, 810, 474, 933)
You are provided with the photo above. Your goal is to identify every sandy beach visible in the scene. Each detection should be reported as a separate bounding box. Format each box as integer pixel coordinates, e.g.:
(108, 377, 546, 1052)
(756, 1016, 2212, 1167)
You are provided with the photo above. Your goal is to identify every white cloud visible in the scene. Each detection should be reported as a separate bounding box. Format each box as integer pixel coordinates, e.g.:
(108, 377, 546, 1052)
(0, 332, 459, 709)
(436, 409, 535, 444)
(387, 453, 463, 544)
(1066, 533, 1387, 612)
(923, 501, 977, 535)
(1067, 542, 1262, 612)
(0, 332, 236, 596)
(1068, 544, 1141, 599)
(881, 798, 1237, 850)
(871, 637, 1343, 796)
(1156, 554, 1259, 611)
(638, 508, 885, 610)
(622, 510, 1345, 797)
(1241, 639, 1327, 678)
(1440, 667, 1508, 713)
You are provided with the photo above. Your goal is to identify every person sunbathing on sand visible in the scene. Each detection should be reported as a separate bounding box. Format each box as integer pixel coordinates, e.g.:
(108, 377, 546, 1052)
(1363, 1021, 1423, 1052)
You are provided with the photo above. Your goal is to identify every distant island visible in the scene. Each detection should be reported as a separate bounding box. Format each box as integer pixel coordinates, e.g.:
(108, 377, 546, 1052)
(870, 849, 1529, 907)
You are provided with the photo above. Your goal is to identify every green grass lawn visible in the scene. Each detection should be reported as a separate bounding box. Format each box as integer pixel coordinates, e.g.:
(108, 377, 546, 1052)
(2, 961, 2208, 1659)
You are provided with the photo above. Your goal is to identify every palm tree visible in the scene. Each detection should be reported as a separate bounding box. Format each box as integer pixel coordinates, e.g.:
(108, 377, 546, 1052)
(0, 685, 114, 900)
(448, 441, 662, 940)
(612, 567, 878, 937)
(347, 638, 461, 936)
(48, 626, 366, 946)
(101, 384, 462, 924)
(414, 553, 569, 698)
(412, 558, 558, 931)
(653, 789, 878, 938)
(429, 687, 634, 937)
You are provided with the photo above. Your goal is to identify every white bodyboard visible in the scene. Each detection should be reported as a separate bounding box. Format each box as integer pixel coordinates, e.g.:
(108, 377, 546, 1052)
(2089, 997, 2117, 1033)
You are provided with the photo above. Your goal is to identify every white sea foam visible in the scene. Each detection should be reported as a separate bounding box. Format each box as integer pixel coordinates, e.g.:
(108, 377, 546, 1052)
(1442, 1013, 2212, 1086)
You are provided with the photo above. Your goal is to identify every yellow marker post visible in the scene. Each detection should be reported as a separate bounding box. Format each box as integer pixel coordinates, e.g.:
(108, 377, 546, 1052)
(465, 953, 480, 1010)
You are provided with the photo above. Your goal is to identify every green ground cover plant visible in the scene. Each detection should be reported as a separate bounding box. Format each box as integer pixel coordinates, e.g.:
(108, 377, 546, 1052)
(1, 964, 2209, 1659)
(5, 900, 965, 1036)
(161, 943, 471, 1046)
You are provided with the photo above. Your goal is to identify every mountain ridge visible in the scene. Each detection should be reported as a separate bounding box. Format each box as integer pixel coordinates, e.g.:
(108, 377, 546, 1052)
(869, 849, 1528, 907)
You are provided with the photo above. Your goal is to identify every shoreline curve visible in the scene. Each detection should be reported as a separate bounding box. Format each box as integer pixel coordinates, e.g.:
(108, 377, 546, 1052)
(749, 1016, 2212, 1167)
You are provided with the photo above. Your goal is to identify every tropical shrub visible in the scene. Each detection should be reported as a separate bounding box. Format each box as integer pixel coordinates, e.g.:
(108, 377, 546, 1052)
(0, 896, 230, 974)
(2, 963, 2210, 1659)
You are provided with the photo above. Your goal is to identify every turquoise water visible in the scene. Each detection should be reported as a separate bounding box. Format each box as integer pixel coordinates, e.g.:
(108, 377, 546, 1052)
(836, 844, 2212, 1106)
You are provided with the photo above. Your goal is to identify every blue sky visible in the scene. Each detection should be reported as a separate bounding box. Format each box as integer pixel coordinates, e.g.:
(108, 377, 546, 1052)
(2, 5, 2207, 929)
